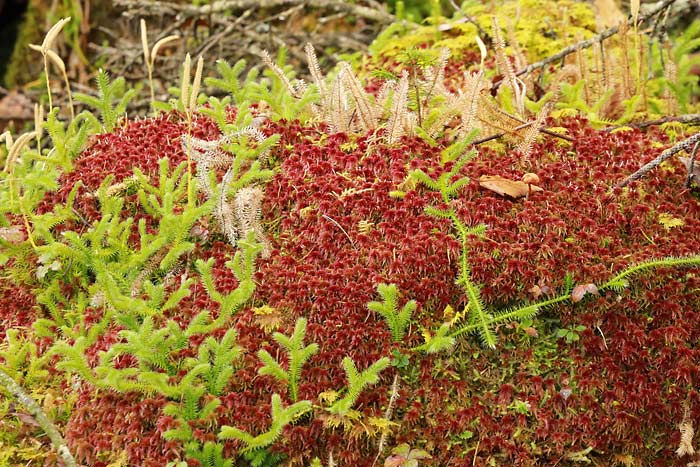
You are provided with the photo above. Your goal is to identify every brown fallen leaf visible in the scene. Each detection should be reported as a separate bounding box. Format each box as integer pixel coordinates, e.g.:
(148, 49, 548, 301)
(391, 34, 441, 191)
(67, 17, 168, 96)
(0, 225, 26, 243)
(571, 283, 599, 303)
(479, 175, 543, 199)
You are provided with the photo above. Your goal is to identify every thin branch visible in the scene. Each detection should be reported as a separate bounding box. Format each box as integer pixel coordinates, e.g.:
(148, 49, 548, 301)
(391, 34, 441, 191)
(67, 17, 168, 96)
(617, 131, 700, 188)
(604, 114, 700, 131)
(471, 122, 574, 146)
(493, 0, 678, 90)
(685, 142, 699, 188)
(114, 0, 394, 23)
(0, 369, 78, 467)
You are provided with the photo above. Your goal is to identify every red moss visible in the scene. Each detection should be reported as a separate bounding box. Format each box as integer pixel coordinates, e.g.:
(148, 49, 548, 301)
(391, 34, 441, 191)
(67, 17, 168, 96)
(24, 107, 700, 466)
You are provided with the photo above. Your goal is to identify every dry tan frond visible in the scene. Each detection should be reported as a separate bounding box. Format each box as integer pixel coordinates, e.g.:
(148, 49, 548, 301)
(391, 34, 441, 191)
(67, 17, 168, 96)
(233, 186, 271, 258)
(385, 71, 409, 144)
(476, 98, 522, 138)
(492, 16, 525, 116)
(677, 405, 696, 457)
(459, 70, 485, 135)
(631, 0, 640, 27)
(304, 43, 326, 95)
(374, 80, 395, 115)
(426, 105, 460, 138)
(130, 248, 168, 297)
(424, 48, 450, 99)
(217, 168, 239, 246)
(328, 74, 349, 132)
(261, 50, 299, 98)
(575, 34, 591, 105)
(516, 102, 550, 160)
(339, 62, 379, 132)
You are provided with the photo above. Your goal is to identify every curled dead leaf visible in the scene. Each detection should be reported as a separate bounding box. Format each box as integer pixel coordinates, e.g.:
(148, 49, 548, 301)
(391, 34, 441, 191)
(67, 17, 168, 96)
(571, 283, 599, 303)
(479, 175, 543, 199)
(0, 225, 26, 244)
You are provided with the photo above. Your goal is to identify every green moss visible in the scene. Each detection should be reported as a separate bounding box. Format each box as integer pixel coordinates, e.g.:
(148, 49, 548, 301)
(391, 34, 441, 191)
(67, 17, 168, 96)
(369, 0, 597, 65)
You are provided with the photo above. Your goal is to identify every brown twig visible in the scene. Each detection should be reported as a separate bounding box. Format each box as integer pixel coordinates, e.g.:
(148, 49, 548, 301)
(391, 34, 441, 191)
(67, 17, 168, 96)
(470, 122, 574, 146)
(491, 0, 679, 94)
(603, 114, 700, 132)
(685, 142, 699, 188)
(114, 0, 394, 23)
(617, 131, 700, 188)
(514, 0, 677, 77)
(0, 369, 77, 467)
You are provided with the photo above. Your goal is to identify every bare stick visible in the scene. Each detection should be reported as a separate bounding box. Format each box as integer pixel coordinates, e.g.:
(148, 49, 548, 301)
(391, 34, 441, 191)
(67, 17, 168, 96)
(471, 122, 574, 146)
(0, 369, 77, 467)
(604, 114, 700, 131)
(114, 0, 394, 23)
(617, 131, 700, 188)
(500, 0, 678, 85)
(371, 373, 400, 467)
(685, 142, 699, 188)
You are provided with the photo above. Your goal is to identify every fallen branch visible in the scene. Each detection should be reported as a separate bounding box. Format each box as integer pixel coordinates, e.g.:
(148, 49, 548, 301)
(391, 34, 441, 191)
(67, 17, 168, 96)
(617, 131, 700, 188)
(604, 114, 700, 131)
(512, 0, 678, 78)
(114, 0, 394, 23)
(685, 142, 699, 188)
(471, 123, 574, 146)
(0, 369, 77, 467)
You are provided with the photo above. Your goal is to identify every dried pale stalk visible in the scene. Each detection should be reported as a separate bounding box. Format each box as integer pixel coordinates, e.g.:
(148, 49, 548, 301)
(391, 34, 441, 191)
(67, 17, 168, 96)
(3, 132, 36, 174)
(29, 17, 73, 119)
(141, 19, 179, 110)
(676, 404, 696, 457)
(261, 50, 299, 98)
(385, 71, 409, 144)
(475, 35, 487, 71)
(189, 56, 204, 114)
(459, 71, 485, 135)
(304, 43, 326, 96)
(516, 102, 550, 160)
(328, 74, 349, 132)
(181, 53, 191, 111)
(34, 104, 44, 154)
(492, 16, 525, 116)
(339, 62, 379, 131)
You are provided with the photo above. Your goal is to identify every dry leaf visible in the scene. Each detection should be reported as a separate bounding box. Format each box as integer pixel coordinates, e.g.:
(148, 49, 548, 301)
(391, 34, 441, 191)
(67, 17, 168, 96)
(0, 225, 26, 243)
(571, 283, 599, 303)
(479, 175, 543, 199)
